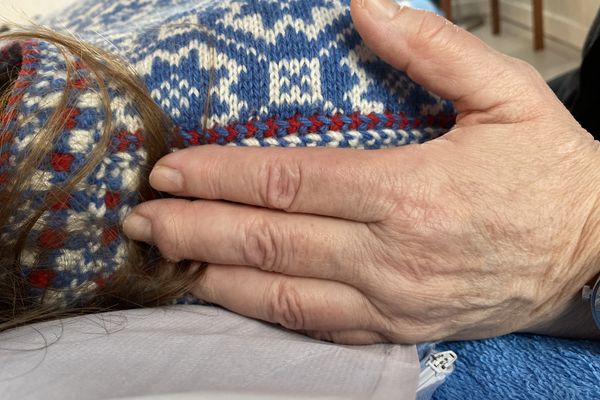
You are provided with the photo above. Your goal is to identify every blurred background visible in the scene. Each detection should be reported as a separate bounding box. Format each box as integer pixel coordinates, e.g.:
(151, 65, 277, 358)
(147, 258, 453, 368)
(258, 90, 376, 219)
(1, 0, 599, 80)
(433, 0, 600, 80)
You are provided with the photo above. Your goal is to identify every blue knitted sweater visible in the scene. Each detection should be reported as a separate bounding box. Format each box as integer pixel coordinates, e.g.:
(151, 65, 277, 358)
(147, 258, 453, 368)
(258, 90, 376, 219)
(0, 0, 454, 307)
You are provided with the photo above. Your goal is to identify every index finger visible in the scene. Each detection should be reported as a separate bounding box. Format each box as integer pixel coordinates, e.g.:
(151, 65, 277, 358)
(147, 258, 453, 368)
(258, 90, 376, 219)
(149, 145, 419, 222)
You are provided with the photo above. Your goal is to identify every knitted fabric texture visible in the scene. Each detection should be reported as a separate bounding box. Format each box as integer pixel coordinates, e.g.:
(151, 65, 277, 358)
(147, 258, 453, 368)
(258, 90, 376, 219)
(0, 0, 454, 307)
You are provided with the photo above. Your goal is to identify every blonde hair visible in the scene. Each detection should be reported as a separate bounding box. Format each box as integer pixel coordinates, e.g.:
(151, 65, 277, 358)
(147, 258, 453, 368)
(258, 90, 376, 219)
(0, 27, 205, 332)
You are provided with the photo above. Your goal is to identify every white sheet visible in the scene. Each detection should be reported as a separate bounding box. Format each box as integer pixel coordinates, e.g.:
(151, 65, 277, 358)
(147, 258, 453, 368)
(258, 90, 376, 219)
(0, 305, 419, 400)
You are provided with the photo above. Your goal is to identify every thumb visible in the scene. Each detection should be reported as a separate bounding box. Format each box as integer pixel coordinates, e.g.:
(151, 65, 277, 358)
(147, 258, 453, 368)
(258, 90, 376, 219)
(350, 0, 552, 123)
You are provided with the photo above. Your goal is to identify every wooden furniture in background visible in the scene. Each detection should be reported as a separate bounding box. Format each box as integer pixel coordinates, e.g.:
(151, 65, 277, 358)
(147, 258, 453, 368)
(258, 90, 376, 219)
(532, 0, 544, 50)
(440, 0, 545, 51)
(490, 0, 501, 34)
(440, 0, 452, 22)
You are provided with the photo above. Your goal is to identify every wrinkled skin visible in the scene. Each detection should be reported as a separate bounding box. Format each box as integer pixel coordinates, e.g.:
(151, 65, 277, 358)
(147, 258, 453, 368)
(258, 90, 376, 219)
(124, 0, 600, 344)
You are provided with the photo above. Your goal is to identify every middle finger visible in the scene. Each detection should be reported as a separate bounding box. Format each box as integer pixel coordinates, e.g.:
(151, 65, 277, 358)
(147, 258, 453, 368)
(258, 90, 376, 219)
(127, 198, 374, 285)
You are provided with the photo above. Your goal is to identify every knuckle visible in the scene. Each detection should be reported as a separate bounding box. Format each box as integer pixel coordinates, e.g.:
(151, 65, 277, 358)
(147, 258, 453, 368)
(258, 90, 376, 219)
(153, 203, 194, 262)
(266, 279, 307, 330)
(259, 158, 302, 210)
(412, 11, 454, 47)
(155, 224, 183, 262)
(191, 264, 218, 302)
(388, 179, 439, 230)
(504, 56, 544, 86)
(243, 217, 281, 271)
(514, 57, 539, 76)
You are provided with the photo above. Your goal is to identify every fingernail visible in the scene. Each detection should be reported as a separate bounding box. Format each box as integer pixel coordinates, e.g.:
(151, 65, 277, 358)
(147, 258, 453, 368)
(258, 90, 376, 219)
(360, 0, 401, 20)
(150, 165, 184, 193)
(123, 213, 153, 243)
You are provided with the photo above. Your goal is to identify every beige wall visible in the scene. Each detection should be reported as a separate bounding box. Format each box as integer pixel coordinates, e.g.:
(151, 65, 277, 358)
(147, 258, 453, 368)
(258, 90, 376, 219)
(0, 0, 76, 24)
(453, 0, 600, 49)
(501, 0, 600, 49)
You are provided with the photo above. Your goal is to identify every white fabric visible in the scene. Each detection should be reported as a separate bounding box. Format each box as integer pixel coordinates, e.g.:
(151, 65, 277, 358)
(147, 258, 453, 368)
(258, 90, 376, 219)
(0, 305, 419, 400)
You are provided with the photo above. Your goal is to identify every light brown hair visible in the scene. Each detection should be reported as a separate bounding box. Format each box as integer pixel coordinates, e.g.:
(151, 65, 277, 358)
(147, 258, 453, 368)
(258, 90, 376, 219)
(0, 26, 204, 332)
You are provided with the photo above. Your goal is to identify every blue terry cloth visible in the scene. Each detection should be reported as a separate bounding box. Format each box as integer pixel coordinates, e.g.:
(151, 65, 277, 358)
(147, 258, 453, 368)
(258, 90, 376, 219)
(433, 334, 600, 399)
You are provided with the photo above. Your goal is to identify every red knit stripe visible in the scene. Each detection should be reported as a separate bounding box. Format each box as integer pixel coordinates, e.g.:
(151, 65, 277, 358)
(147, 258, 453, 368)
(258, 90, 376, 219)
(102, 225, 120, 245)
(39, 229, 66, 249)
(51, 153, 75, 172)
(169, 111, 455, 147)
(28, 269, 56, 289)
(105, 192, 121, 208)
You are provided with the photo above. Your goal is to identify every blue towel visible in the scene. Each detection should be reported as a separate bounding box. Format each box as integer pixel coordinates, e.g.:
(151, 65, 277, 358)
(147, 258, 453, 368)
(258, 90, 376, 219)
(433, 334, 600, 399)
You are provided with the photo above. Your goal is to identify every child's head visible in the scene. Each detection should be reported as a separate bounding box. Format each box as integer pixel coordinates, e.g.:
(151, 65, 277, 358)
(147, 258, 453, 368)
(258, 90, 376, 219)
(0, 28, 204, 332)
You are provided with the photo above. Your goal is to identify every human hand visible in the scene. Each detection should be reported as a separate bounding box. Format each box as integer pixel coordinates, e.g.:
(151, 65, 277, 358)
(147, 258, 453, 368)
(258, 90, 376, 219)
(124, 0, 600, 343)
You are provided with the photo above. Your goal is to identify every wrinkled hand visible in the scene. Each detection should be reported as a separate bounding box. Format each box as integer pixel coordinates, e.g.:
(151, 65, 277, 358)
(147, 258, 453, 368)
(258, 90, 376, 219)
(124, 0, 600, 343)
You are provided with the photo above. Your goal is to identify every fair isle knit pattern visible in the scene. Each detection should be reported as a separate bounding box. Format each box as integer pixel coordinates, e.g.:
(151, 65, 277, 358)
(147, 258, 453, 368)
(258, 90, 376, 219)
(0, 0, 455, 307)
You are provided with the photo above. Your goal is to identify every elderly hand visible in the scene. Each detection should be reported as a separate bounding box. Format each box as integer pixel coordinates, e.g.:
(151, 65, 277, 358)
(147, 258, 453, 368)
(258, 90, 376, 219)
(124, 0, 600, 343)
